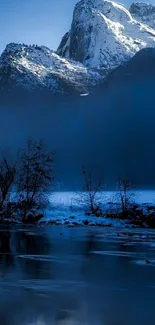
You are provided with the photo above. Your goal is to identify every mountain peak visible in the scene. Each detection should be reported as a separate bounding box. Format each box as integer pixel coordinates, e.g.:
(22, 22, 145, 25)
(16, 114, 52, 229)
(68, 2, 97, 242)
(57, 0, 155, 68)
(129, 2, 155, 29)
(130, 2, 155, 15)
(0, 0, 155, 96)
(75, 0, 132, 20)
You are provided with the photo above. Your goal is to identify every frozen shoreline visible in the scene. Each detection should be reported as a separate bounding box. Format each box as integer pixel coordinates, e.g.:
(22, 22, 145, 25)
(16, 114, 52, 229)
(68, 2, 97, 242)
(40, 191, 155, 228)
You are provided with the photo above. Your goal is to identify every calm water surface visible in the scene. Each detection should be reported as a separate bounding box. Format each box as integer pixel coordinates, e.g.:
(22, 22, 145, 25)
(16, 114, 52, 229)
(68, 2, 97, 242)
(0, 225, 155, 325)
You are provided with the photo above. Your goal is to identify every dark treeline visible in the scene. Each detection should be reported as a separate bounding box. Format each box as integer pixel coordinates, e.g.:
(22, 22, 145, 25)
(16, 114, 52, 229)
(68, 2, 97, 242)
(0, 139, 155, 227)
(0, 139, 55, 223)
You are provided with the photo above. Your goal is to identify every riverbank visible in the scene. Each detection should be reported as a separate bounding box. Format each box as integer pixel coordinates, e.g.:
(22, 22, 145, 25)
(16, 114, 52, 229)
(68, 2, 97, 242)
(39, 191, 155, 228)
(1, 191, 155, 228)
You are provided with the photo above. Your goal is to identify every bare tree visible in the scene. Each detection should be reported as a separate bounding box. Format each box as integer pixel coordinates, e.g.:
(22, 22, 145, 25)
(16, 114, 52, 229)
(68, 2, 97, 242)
(17, 140, 55, 220)
(117, 179, 135, 217)
(78, 165, 103, 216)
(0, 157, 16, 211)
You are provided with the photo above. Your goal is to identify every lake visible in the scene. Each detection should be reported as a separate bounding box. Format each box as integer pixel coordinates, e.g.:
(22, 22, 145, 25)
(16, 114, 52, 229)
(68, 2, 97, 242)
(0, 225, 155, 325)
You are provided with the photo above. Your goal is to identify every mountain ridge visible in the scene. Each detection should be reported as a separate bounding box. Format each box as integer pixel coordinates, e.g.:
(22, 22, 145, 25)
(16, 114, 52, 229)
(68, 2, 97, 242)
(57, 0, 155, 68)
(129, 2, 155, 30)
(0, 0, 155, 94)
(0, 43, 106, 95)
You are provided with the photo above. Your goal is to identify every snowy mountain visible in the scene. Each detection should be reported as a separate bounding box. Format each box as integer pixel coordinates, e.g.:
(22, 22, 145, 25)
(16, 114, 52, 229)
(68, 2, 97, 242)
(0, 43, 106, 95)
(0, 0, 155, 94)
(57, 0, 155, 68)
(129, 2, 155, 30)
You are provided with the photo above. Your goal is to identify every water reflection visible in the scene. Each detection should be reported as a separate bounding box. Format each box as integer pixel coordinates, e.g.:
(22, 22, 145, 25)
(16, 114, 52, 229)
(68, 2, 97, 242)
(0, 226, 154, 324)
(15, 230, 53, 280)
(0, 230, 14, 277)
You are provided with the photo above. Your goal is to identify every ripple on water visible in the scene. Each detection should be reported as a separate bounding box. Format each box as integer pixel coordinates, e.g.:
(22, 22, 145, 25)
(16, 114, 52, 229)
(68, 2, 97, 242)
(132, 259, 155, 266)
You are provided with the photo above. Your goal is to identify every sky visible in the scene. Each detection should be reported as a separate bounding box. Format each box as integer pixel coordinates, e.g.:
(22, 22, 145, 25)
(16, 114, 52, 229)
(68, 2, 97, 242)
(0, 0, 155, 53)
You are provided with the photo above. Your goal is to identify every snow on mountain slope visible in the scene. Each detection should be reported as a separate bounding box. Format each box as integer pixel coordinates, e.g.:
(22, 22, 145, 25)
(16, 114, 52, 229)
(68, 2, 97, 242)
(57, 0, 155, 68)
(0, 0, 155, 94)
(0, 43, 106, 94)
(130, 2, 155, 30)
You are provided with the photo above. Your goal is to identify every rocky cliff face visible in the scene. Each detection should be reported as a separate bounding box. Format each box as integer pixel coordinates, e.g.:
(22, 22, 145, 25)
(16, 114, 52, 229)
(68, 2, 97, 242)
(0, 0, 155, 95)
(129, 2, 155, 30)
(57, 0, 155, 68)
(0, 43, 106, 95)
(0, 1, 155, 186)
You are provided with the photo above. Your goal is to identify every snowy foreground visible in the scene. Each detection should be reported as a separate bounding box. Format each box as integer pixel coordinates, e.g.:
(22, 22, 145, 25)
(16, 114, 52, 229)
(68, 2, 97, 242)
(40, 191, 155, 228)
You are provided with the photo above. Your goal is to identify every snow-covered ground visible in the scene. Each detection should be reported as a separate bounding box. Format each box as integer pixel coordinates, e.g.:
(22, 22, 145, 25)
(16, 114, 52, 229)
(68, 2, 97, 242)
(40, 190, 155, 227)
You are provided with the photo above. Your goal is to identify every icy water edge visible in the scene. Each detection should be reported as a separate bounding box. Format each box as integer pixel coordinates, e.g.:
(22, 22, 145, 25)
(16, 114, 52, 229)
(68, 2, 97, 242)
(0, 226, 155, 325)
